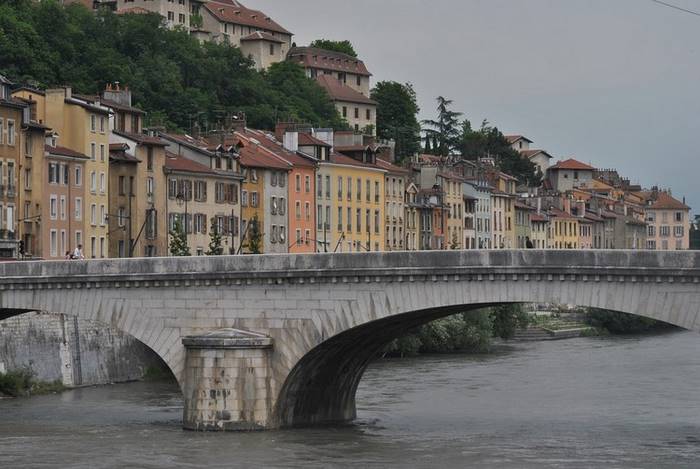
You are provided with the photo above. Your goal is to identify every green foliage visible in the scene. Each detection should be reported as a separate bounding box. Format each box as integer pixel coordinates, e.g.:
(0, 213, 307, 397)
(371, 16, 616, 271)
(371, 81, 421, 162)
(459, 119, 541, 186)
(169, 218, 190, 257)
(490, 304, 530, 340)
(309, 39, 358, 57)
(0, 1, 342, 131)
(247, 216, 262, 254)
(206, 219, 223, 256)
(0, 368, 65, 397)
(422, 96, 463, 156)
(585, 308, 676, 335)
(384, 310, 494, 356)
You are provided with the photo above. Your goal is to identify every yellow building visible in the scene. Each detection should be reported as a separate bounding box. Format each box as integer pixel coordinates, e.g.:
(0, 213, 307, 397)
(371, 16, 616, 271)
(13, 87, 111, 258)
(487, 170, 517, 249)
(547, 207, 580, 249)
(313, 150, 385, 253)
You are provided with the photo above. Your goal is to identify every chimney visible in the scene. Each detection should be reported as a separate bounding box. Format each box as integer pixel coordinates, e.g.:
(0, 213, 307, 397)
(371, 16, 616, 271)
(275, 122, 292, 141)
(283, 131, 299, 153)
(102, 82, 132, 107)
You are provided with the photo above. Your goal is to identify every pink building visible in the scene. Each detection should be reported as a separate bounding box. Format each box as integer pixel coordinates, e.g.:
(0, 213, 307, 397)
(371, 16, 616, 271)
(638, 189, 690, 251)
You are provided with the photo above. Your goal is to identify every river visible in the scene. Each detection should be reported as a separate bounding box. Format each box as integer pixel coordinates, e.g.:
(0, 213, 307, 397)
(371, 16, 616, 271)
(2, 332, 700, 468)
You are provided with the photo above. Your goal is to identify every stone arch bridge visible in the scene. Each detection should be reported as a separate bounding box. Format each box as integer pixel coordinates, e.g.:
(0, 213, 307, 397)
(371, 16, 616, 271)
(1, 250, 699, 431)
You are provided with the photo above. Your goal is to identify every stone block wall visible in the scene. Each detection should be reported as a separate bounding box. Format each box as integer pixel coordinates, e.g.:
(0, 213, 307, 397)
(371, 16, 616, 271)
(0, 312, 164, 387)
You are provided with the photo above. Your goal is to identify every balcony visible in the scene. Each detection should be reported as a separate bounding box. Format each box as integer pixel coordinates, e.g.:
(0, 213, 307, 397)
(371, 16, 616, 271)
(0, 229, 16, 240)
(7, 185, 16, 198)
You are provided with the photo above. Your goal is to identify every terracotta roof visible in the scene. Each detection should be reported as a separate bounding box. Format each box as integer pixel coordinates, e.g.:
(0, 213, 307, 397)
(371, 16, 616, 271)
(326, 152, 385, 171)
(100, 97, 145, 115)
(288, 46, 371, 76)
(549, 158, 596, 171)
(203, 1, 291, 35)
(164, 152, 218, 176)
(113, 130, 167, 146)
(316, 75, 376, 105)
(515, 201, 535, 211)
(530, 213, 549, 222)
(584, 211, 605, 222)
(505, 135, 533, 145)
(109, 150, 140, 164)
(637, 191, 690, 211)
(45, 145, 89, 160)
(298, 132, 331, 147)
(109, 143, 129, 151)
(521, 149, 553, 160)
(376, 158, 409, 175)
(240, 31, 285, 43)
(548, 207, 577, 219)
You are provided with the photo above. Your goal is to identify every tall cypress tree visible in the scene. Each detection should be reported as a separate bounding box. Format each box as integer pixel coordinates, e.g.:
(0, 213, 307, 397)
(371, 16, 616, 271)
(206, 219, 223, 256)
(169, 218, 190, 257)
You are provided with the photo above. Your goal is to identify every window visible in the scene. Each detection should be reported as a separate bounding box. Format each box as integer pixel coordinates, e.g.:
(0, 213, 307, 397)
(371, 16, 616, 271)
(366, 179, 371, 202)
(317, 205, 323, 230)
(0, 118, 3, 143)
(7, 119, 15, 146)
(675, 226, 685, 238)
(347, 207, 352, 231)
(375, 210, 380, 234)
(271, 196, 278, 215)
(60, 196, 66, 220)
(356, 75, 361, 87)
(295, 201, 302, 220)
(271, 172, 278, 187)
(90, 115, 96, 132)
(337, 207, 343, 231)
(296, 229, 302, 246)
(250, 192, 258, 208)
(147, 147, 154, 171)
(648, 225, 656, 237)
(75, 166, 82, 186)
(24, 135, 32, 156)
(354, 108, 359, 119)
(146, 177, 154, 198)
(49, 195, 58, 220)
(660, 226, 671, 237)
(375, 181, 380, 203)
(50, 230, 58, 258)
(675, 212, 684, 223)
(61, 164, 68, 185)
(195, 181, 207, 202)
(305, 229, 311, 245)
(91, 143, 96, 161)
(295, 174, 301, 192)
(317, 174, 323, 197)
(167, 11, 174, 21)
(325, 207, 330, 230)
(347, 177, 352, 200)
(279, 226, 286, 244)
(100, 205, 106, 226)
(366, 109, 371, 121)
(337, 176, 343, 200)
(241, 190, 248, 207)
(91, 204, 97, 226)
(279, 172, 286, 188)
(100, 144, 105, 162)
(269, 43, 275, 56)
(48, 163, 59, 184)
(271, 225, 278, 244)
(179, 13, 185, 23)
(357, 178, 361, 201)
(99, 172, 106, 193)
(305, 175, 310, 193)
(325, 175, 331, 199)
(75, 198, 82, 221)
(356, 208, 361, 233)
(118, 176, 126, 196)
(342, 106, 347, 118)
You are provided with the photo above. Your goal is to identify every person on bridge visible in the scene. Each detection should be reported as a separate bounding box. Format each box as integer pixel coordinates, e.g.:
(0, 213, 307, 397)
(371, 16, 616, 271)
(525, 237, 534, 249)
(72, 244, 85, 260)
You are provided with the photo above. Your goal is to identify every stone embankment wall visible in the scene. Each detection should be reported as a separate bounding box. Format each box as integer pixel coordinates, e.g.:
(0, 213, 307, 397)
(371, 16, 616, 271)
(0, 312, 164, 386)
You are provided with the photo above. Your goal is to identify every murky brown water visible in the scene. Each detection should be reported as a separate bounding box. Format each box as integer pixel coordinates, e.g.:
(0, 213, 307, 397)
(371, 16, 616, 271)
(2, 332, 700, 468)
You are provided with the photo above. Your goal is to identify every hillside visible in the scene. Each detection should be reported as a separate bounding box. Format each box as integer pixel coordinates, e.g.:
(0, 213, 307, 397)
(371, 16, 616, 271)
(0, 0, 345, 131)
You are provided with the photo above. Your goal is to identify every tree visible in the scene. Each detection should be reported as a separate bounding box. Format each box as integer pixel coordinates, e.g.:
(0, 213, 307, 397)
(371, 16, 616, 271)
(247, 216, 262, 254)
(424, 135, 432, 154)
(169, 218, 190, 257)
(458, 119, 541, 186)
(206, 218, 223, 256)
(422, 96, 463, 157)
(309, 39, 357, 57)
(371, 81, 421, 162)
(490, 304, 530, 340)
(0, 2, 344, 133)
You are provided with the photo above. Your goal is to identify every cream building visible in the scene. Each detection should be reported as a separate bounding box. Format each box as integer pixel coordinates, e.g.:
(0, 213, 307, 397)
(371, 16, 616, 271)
(637, 189, 691, 251)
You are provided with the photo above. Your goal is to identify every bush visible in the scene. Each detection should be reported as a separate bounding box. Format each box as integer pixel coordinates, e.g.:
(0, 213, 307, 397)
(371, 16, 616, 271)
(0, 368, 35, 397)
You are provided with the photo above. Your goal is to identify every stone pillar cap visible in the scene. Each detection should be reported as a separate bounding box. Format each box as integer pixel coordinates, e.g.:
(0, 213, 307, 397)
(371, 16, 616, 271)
(182, 328, 273, 350)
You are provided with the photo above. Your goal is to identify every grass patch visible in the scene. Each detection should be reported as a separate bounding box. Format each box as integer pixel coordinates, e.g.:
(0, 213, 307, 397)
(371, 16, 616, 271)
(0, 368, 65, 397)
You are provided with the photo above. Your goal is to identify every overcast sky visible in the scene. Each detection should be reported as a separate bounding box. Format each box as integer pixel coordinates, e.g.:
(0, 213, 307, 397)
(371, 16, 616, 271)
(253, 0, 700, 212)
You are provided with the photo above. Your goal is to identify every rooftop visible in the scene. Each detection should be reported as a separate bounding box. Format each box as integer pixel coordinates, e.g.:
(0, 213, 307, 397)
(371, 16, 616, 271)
(203, 0, 291, 35)
(316, 75, 377, 106)
(549, 158, 596, 171)
(288, 46, 371, 76)
(637, 190, 690, 211)
(240, 31, 285, 43)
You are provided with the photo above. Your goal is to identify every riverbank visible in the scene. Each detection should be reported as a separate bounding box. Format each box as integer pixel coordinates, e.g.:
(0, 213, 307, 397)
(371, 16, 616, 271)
(0, 369, 66, 398)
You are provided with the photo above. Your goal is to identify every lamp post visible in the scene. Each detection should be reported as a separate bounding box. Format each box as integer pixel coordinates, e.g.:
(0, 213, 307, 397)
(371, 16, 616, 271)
(176, 190, 189, 252)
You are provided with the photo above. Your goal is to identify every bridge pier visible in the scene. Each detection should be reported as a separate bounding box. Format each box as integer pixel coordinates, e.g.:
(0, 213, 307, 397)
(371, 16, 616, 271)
(182, 329, 274, 431)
